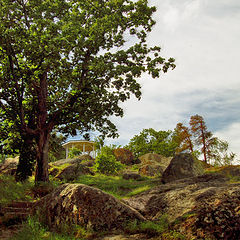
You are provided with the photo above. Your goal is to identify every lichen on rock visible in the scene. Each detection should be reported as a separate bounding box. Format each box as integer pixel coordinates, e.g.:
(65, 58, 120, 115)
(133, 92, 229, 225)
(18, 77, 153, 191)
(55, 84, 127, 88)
(161, 153, 204, 183)
(33, 183, 145, 231)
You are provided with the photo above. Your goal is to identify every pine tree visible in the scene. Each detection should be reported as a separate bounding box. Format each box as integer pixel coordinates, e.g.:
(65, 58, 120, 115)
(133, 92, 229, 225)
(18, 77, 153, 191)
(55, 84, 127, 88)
(174, 123, 194, 154)
(189, 115, 212, 163)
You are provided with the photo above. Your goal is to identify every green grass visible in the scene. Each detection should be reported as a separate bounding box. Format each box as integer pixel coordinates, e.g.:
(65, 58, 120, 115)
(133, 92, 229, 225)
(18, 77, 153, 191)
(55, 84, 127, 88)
(125, 215, 186, 239)
(205, 165, 240, 183)
(161, 230, 186, 240)
(0, 175, 34, 205)
(125, 214, 169, 236)
(48, 163, 71, 178)
(74, 174, 159, 199)
(9, 217, 80, 240)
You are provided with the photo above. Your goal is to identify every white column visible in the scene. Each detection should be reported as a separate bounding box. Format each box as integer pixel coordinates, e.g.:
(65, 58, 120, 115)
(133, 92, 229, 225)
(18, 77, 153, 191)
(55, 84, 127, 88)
(93, 145, 95, 158)
(66, 146, 69, 159)
(83, 143, 85, 154)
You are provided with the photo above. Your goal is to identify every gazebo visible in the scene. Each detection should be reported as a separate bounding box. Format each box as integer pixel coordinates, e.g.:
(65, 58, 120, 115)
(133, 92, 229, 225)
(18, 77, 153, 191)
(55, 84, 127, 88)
(62, 140, 96, 159)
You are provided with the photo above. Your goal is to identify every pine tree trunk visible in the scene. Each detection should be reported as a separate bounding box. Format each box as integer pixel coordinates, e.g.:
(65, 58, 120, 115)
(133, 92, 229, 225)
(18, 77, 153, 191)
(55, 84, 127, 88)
(200, 123, 207, 163)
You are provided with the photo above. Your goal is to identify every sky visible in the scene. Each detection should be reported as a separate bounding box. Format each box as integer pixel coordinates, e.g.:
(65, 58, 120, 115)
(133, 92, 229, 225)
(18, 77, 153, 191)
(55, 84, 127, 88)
(105, 0, 240, 159)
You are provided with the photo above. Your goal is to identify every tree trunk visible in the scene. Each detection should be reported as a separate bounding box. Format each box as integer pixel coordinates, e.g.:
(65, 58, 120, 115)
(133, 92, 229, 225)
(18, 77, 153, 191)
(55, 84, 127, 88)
(34, 69, 50, 183)
(35, 130, 50, 183)
(200, 123, 207, 163)
(15, 136, 36, 182)
(187, 136, 194, 153)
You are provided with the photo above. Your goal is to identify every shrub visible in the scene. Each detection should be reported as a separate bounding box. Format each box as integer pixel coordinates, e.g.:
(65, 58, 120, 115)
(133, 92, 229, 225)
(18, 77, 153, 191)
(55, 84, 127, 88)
(68, 147, 82, 159)
(94, 146, 124, 175)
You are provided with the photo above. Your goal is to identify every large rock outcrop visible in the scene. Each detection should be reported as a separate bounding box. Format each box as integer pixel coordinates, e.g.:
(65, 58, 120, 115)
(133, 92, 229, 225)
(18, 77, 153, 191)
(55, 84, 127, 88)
(0, 156, 19, 175)
(49, 155, 95, 180)
(161, 153, 204, 183)
(138, 153, 172, 177)
(51, 154, 93, 167)
(124, 174, 240, 239)
(54, 163, 94, 181)
(34, 184, 145, 230)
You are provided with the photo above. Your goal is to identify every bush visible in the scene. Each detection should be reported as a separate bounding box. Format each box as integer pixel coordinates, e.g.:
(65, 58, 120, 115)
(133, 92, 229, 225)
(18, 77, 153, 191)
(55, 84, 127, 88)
(68, 147, 82, 159)
(94, 146, 124, 175)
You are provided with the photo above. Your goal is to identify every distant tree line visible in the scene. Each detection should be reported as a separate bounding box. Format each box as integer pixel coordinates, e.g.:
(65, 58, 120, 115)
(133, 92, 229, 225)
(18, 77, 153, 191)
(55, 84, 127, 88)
(126, 114, 236, 166)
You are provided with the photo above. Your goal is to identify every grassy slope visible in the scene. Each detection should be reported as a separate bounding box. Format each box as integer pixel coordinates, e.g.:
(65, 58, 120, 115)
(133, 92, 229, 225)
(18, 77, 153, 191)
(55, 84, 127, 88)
(2, 162, 240, 240)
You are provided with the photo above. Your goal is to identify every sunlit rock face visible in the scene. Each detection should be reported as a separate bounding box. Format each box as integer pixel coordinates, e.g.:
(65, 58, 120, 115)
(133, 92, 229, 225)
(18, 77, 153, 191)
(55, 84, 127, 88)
(34, 183, 145, 230)
(138, 153, 172, 177)
(124, 174, 240, 239)
(0, 156, 19, 175)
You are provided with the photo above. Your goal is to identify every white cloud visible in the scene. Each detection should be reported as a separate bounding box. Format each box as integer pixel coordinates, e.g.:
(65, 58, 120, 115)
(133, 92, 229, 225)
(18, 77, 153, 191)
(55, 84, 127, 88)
(107, 0, 240, 155)
(215, 122, 240, 160)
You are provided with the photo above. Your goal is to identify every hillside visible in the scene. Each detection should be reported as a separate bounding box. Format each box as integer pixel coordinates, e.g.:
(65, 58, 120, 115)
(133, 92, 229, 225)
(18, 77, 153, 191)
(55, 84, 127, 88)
(0, 153, 240, 240)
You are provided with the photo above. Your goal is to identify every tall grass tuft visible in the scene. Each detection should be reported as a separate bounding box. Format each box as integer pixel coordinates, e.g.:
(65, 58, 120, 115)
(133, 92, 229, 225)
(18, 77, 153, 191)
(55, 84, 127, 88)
(125, 214, 169, 236)
(9, 217, 77, 240)
(0, 175, 33, 205)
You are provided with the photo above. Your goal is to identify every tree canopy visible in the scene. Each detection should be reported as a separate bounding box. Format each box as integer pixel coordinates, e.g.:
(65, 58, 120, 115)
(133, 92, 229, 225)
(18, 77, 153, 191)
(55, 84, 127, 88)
(126, 128, 178, 158)
(0, 0, 175, 182)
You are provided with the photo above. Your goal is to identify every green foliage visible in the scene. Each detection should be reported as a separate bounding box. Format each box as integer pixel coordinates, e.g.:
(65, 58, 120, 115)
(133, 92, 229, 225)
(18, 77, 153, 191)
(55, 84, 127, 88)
(0, 118, 21, 157)
(68, 147, 82, 159)
(74, 174, 158, 199)
(207, 138, 236, 166)
(93, 146, 124, 175)
(48, 133, 66, 162)
(125, 215, 186, 239)
(94, 136, 105, 151)
(127, 128, 178, 158)
(9, 217, 77, 240)
(0, 175, 33, 205)
(125, 214, 169, 235)
(0, 0, 175, 182)
(161, 231, 186, 240)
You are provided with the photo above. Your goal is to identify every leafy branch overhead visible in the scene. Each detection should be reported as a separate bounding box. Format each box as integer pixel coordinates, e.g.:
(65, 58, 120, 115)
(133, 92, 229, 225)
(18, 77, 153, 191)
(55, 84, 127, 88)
(0, 0, 175, 182)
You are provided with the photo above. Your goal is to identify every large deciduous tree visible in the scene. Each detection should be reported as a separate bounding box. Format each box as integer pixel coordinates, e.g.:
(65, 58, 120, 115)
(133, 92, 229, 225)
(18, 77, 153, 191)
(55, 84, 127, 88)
(0, 0, 175, 182)
(127, 128, 178, 158)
